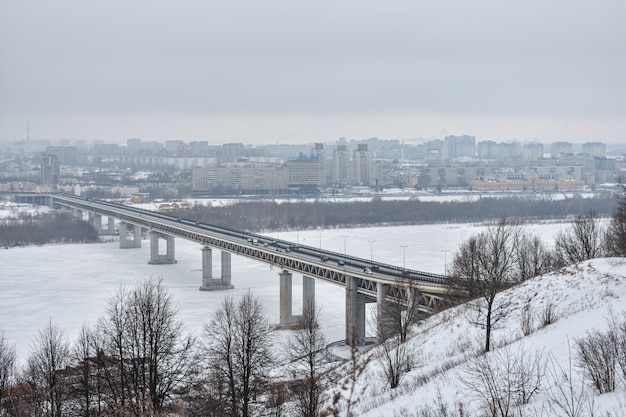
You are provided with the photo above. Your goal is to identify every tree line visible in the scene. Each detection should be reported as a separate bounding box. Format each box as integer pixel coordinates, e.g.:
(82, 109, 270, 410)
(0, 280, 339, 417)
(0, 212, 98, 248)
(182, 193, 616, 233)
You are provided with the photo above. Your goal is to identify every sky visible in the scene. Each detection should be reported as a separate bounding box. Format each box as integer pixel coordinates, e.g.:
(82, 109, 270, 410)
(1, 1, 625, 145)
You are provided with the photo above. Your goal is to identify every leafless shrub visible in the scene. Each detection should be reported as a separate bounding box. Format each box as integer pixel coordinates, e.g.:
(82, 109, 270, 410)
(459, 346, 545, 417)
(546, 346, 596, 417)
(539, 302, 557, 328)
(376, 334, 414, 389)
(610, 314, 626, 386)
(520, 301, 534, 336)
(393, 389, 466, 417)
(575, 330, 617, 394)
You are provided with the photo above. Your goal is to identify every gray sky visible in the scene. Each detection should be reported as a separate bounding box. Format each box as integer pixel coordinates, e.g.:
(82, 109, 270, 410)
(1, 0, 624, 145)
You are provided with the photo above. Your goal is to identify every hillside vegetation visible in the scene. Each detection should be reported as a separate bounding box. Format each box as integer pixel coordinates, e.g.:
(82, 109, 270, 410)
(343, 258, 626, 416)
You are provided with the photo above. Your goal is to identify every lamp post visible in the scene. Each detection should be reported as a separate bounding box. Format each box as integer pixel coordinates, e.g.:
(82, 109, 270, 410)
(341, 235, 348, 261)
(368, 240, 375, 262)
(400, 245, 408, 269)
(442, 249, 450, 274)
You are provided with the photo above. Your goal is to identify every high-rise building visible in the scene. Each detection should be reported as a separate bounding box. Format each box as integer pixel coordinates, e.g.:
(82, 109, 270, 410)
(312, 143, 327, 185)
(352, 144, 371, 186)
(332, 145, 350, 185)
(444, 135, 475, 160)
(582, 142, 606, 158)
(41, 154, 60, 186)
(287, 154, 321, 192)
(522, 143, 544, 161)
(551, 141, 573, 158)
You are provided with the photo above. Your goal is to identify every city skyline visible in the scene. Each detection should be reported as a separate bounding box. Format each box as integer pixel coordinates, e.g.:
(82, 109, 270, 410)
(1, 1, 624, 145)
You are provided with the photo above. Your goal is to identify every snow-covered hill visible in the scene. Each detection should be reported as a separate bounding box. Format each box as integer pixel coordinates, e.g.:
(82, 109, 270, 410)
(342, 258, 626, 416)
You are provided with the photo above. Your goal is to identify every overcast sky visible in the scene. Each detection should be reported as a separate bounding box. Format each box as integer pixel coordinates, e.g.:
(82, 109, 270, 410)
(1, 0, 624, 145)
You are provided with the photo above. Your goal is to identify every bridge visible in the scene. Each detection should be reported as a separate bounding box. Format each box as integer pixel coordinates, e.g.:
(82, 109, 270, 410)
(14, 192, 450, 344)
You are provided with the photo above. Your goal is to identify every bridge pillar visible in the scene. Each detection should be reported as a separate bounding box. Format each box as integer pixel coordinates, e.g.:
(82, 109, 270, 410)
(119, 223, 141, 249)
(199, 247, 234, 291)
(278, 273, 316, 328)
(221, 251, 232, 287)
(93, 214, 102, 234)
(303, 276, 315, 310)
(106, 217, 115, 235)
(376, 283, 395, 341)
(148, 232, 177, 264)
(279, 270, 293, 326)
(346, 276, 366, 345)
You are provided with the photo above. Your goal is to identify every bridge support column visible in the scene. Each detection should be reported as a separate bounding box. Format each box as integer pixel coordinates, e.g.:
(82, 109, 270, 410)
(279, 270, 293, 326)
(93, 214, 102, 235)
(148, 232, 177, 264)
(303, 276, 315, 310)
(221, 251, 232, 287)
(106, 217, 115, 235)
(376, 283, 395, 341)
(199, 248, 234, 291)
(119, 223, 141, 249)
(346, 276, 366, 345)
(277, 273, 317, 329)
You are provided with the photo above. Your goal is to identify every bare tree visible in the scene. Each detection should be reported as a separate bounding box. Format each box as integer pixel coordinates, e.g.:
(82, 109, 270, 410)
(451, 219, 520, 352)
(284, 300, 327, 417)
(326, 330, 369, 417)
(378, 279, 422, 343)
(554, 211, 607, 266)
(25, 319, 71, 417)
(0, 330, 17, 411)
(515, 232, 555, 282)
(606, 182, 626, 256)
(203, 291, 274, 417)
(96, 278, 197, 415)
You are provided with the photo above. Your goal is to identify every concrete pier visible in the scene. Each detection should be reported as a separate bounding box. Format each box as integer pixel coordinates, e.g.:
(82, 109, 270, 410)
(88, 212, 115, 235)
(199, 247, 234, 290)
(119, 222, 142, 249)
(148, 232, 177, 264)
(376, 282, 395, 341)
(278, 271, 316, 328)
(346, 276, 366, 345)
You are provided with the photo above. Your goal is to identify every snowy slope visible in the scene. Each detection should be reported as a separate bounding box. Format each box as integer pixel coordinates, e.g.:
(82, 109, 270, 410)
(344, 258, 626, 416)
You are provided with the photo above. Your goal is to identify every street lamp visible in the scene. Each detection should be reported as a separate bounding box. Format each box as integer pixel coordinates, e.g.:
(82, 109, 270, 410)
(400, 245, 408, 269)
(368, 240, 375, 262)
(442, 249, 450, 274)
(341, 235, 348, 261)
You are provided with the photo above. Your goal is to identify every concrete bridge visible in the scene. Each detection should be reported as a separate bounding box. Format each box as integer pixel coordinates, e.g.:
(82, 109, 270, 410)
(14, 192, 450, 344)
